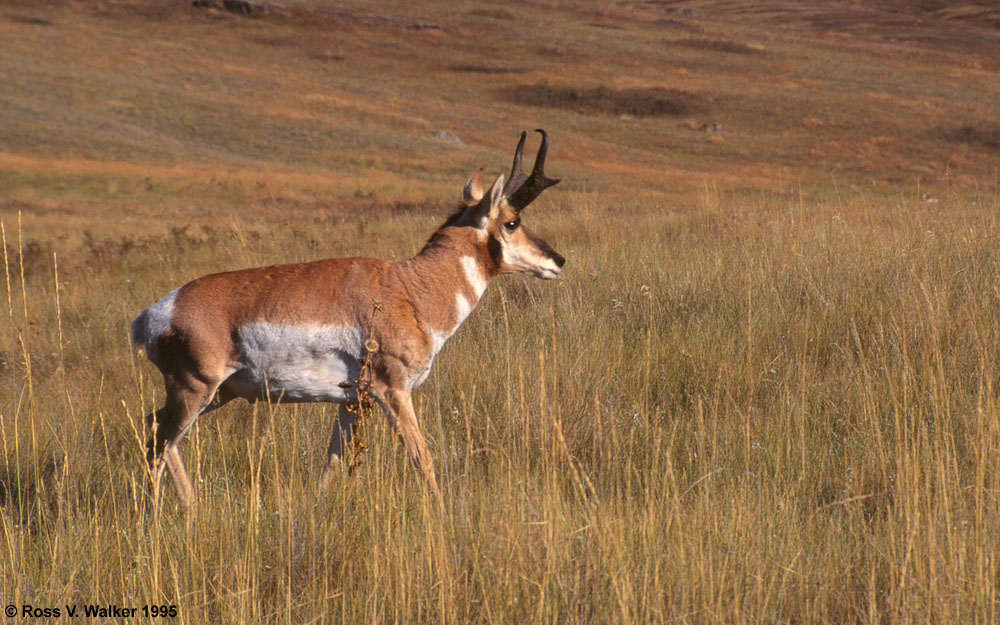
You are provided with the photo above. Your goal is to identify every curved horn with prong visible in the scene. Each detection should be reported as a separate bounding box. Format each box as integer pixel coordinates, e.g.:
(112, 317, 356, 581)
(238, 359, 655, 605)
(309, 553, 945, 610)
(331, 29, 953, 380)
(502, 128, 560, 211)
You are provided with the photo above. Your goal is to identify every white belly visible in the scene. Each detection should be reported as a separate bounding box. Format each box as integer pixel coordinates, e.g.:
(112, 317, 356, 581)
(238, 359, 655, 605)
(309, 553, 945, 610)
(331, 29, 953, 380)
(225, 322, 364, 403)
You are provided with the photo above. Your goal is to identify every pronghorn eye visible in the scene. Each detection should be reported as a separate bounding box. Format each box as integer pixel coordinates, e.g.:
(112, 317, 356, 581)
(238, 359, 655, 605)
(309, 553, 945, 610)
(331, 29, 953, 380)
(503, 220, 520, 232)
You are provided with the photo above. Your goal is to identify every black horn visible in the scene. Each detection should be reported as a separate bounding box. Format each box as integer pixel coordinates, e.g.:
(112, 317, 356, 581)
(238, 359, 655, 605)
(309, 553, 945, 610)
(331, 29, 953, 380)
(502, 129, 560, 211)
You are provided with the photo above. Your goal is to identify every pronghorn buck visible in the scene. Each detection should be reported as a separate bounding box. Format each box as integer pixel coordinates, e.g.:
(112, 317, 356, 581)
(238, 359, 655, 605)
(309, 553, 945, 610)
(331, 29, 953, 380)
(132, 129, 565, 508)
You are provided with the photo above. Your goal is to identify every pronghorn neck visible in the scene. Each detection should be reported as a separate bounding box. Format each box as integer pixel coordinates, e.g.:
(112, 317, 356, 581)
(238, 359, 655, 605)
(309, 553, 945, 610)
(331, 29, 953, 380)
(400, 225, 498, 342)
(414, 224, 500, 284)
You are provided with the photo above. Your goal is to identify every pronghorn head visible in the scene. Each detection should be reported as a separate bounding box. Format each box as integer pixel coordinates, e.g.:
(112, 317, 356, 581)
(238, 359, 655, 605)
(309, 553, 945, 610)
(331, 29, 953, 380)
(455, 129, 566, 279)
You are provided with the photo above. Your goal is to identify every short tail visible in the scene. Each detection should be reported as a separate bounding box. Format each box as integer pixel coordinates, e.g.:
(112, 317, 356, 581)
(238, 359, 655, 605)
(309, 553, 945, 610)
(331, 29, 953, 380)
(130, 287, 180, 365)
(131, 309, 150, 352)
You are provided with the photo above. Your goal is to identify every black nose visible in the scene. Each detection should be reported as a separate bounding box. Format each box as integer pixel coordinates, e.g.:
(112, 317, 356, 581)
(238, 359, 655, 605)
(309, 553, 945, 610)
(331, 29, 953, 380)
(553, 253, 566, 268)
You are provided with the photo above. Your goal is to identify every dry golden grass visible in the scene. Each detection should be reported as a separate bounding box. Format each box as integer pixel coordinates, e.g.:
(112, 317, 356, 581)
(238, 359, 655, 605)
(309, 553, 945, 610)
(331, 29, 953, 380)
(2, 1, 1000, 623)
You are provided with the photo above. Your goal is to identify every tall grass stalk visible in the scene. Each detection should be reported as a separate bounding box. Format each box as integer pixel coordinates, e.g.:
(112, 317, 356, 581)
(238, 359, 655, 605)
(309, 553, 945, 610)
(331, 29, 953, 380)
(2, 188, 1000, 622)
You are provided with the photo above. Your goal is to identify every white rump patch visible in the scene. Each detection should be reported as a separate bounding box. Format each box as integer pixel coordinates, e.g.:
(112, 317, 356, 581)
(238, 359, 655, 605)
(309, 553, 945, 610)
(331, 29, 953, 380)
(226, 322, 365, 403)
(131, 287, 180, 365)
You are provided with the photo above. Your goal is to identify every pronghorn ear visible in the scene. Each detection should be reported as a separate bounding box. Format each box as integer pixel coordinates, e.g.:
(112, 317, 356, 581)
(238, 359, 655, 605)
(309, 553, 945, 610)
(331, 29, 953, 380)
(462, 168, 485, 207)
(487, 173, 505, 220)
(456, 173, 504, 230)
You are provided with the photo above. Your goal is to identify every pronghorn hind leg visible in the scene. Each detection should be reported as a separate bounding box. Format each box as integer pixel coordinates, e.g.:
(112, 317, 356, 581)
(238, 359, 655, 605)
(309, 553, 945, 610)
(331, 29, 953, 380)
(319, 403, 358, 490)
(145, 405, 170, 505)
(146, 376, 225, 510)
(165, 445, 194, 511)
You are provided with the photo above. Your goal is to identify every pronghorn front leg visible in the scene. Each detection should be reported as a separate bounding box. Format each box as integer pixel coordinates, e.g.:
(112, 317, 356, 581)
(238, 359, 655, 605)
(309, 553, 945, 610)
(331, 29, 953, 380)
(383, 388, 443, 506)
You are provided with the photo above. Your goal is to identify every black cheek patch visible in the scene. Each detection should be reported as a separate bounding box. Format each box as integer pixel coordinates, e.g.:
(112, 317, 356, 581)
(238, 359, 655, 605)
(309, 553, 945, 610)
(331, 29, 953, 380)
(487, 233, 503, 268)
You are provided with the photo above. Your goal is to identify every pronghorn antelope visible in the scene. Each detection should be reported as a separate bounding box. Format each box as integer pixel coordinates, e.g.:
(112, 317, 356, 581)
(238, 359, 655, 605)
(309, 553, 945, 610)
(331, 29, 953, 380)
(131, 129, 565, 508)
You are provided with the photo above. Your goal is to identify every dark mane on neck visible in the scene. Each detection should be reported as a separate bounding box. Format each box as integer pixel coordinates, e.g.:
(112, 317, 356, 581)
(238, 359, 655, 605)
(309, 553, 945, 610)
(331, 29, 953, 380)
(438, 203, 470, 229)
(419, 204, 469, 254)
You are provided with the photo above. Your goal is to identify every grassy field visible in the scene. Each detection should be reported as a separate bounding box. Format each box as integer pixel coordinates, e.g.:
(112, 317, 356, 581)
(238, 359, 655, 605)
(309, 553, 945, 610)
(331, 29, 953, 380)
(2, 0, 1000, 622)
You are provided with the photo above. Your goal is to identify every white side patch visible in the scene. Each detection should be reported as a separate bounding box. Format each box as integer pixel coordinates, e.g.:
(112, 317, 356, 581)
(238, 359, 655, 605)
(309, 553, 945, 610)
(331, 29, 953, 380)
(460, 255, 488, 299)
(414, 328, 452, 388)
(456, 291, 472, 322)
(428, 284, 475, 355)
(228, 322, 365, 403)
(411, 257, 491, 389)
(429, 329, 451, 360)
(132, 287, 180, 365)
